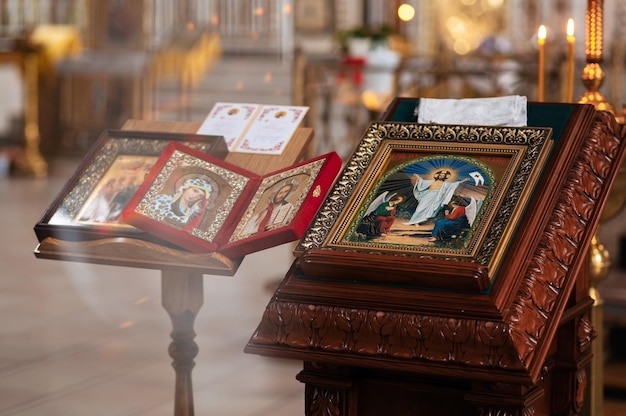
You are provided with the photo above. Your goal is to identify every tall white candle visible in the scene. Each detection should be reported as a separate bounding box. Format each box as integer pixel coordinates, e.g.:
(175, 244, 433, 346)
(538, 25, 547, 102)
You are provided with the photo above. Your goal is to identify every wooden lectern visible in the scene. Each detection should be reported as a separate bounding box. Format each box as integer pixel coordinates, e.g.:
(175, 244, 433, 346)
(245, 101, 626, 415)
(34, 119, 313, 416)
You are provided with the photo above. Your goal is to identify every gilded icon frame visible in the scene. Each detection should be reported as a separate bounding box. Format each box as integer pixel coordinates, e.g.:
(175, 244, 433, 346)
(296, 122, 554, 282)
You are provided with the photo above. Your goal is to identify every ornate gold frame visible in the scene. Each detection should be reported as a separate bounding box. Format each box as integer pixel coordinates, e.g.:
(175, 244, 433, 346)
(297, 122, 553, 283)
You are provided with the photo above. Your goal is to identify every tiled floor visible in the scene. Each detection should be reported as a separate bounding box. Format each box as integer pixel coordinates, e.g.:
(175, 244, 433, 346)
(2, 54, 626, 415)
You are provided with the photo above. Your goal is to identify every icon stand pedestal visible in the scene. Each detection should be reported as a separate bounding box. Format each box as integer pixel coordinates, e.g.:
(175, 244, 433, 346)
(246, 102, 626, 415)
(34, 120, 313, 416)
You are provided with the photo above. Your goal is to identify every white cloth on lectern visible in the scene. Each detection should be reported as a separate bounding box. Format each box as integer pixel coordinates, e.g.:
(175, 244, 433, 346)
(417, 95, 527, 126)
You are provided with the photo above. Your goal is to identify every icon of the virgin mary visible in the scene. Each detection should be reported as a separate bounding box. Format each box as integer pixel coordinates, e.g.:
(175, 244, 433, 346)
(151, 176, 213, 230)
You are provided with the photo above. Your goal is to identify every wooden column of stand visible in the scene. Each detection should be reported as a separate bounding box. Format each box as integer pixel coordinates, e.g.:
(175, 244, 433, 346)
(162, 270, 203, 416)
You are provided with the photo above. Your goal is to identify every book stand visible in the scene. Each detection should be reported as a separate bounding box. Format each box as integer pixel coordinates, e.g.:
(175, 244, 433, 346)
(34, 120, 313, 416)
(245, 102, 626, 415)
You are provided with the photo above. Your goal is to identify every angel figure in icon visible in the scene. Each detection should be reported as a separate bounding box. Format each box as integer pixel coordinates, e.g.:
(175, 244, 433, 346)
(355, 192, 406, 240)
(428, 195, 482, 242)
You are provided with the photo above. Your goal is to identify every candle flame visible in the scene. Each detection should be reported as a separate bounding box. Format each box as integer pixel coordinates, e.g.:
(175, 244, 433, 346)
(538, 25, 547, 43)
(567, 18, 575, 38)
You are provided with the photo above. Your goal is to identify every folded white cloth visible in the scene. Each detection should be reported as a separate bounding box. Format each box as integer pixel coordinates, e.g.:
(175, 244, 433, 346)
(417, 95, 527, 127)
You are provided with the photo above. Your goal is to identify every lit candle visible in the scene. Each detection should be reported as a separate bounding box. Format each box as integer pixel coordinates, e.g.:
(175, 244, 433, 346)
(566, 18, 575, 102)
(538, 25, 547, 102)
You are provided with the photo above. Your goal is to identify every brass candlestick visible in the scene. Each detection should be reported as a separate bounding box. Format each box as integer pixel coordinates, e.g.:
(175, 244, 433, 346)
(588, 230, 609, 416)
(578, 0, 616, 116)
(14, 37, 47, 178)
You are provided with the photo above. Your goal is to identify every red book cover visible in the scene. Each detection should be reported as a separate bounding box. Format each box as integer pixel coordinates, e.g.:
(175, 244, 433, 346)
(122, 141, 341, 257)
(217, 150, 341, 258)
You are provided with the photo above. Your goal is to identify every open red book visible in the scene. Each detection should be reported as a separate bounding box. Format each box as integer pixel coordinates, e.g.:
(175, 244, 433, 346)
(122, 141, 341, 258)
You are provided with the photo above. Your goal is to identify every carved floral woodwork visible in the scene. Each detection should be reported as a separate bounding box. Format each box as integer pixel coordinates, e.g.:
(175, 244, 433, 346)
(578, 314, 595, 353)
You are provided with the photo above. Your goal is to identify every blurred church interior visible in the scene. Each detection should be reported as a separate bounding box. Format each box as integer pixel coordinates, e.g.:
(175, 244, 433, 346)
(2, 0, 626, 415)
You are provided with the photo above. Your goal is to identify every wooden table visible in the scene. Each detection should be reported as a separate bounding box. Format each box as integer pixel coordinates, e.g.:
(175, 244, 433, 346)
(35, 120, 313, 416)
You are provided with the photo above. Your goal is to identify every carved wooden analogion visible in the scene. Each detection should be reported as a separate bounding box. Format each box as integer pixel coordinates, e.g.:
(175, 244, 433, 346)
(246, 105, 626, 415)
